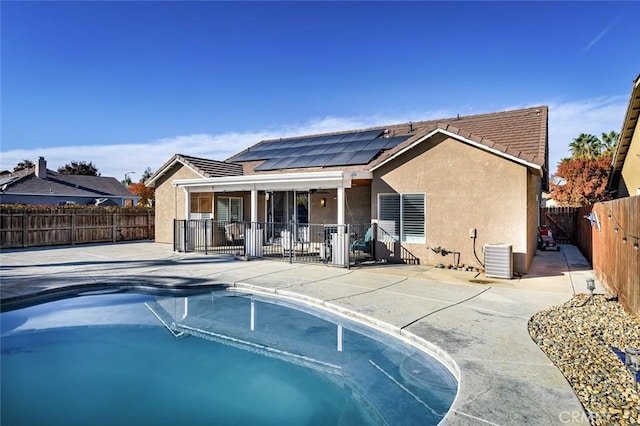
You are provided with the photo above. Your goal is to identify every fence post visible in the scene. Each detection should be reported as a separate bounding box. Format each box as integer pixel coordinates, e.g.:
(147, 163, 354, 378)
(288, 221, 293, 263)
(112, 212, 117, 242)
(183, 220, 188, 252)
(148, 210, 152, 240)
(22, 212, 28, 248)
(204, 219, 208, 255)
(372, 222, 378, 261)
(347, 224, 351, 270)
(71, 211, 76, 245)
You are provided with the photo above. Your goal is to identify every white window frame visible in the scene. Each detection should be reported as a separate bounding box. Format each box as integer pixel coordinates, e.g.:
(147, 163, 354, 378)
(377, 193, 426, 243)
(217, 196, 243, 222)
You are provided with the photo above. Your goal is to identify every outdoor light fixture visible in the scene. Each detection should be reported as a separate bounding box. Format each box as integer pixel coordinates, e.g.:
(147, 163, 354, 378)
(624, 347, 640, 391)
(586, 278, 595, 303)
(320, 198, 326, 208)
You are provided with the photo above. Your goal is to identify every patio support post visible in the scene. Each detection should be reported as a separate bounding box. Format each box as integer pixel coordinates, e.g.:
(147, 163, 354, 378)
(337, 186, 345, 226)
(247, 188, 263, 257)
(332, 186, 348, 266)
(251, 189, 258, 225)
(183, 187, 190, 221)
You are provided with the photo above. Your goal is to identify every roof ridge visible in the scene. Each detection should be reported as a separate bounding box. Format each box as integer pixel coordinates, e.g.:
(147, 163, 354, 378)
(177, 153, 232, 164)
(434, 105, 546, 123)
(254, 105, 548, 144)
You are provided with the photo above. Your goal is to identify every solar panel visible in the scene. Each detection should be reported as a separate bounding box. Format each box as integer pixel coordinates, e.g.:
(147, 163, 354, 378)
(254, 157, 289, 171)
(322, 142, 351, 155)
(344, 139, 379, 152)
(285, 155, 322, 169)
(305, 144, 332, 155)
(240, 128, 399, 169)
(346, 149, 382, 165)
(339, 130, 384, 143)
(360, 139, 389, 151)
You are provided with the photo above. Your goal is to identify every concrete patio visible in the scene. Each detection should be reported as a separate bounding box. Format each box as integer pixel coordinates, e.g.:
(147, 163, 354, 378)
(0, 241, 601, 425)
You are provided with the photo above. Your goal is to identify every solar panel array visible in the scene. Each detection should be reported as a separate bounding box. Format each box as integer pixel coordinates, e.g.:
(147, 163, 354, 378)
(232, 129, 411, 170)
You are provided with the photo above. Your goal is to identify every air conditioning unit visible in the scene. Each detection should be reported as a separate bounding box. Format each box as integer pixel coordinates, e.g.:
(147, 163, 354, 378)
(484, 244, 513, 279)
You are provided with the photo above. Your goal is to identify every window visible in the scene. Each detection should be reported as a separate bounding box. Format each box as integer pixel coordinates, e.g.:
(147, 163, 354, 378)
(217, 197, 243, 222)
(190, 193, 212, 214)
(378, 193, 425, 243)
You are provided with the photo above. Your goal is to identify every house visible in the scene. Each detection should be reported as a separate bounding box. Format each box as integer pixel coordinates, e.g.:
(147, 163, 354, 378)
(607, 73, 640, 198)
(0, 157, 138, 206)
(147, 106, 548, 274)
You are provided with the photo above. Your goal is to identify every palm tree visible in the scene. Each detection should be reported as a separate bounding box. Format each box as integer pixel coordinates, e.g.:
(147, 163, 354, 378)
(600, 131, 619, 157)
(570, 133, 601, 159)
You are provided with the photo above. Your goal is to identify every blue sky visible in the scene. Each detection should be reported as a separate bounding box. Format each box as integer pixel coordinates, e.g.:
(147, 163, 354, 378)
(1, 1, 639, 180)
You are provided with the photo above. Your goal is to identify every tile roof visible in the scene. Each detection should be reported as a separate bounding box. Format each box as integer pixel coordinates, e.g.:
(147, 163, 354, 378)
(146, 153, 243, 186)
(230, 106, 548, 174)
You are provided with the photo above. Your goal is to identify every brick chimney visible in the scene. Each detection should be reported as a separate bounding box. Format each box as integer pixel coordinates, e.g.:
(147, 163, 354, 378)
(35, 157, 47, 179)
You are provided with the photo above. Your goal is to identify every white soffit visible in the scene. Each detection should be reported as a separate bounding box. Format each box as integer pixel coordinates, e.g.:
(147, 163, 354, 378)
(172, 171, 372, 192)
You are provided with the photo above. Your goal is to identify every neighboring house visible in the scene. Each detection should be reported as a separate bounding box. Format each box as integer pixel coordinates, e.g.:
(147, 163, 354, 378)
(0, 157, 138, 206)
(608, 73, 640, 198)
(148, 106, 548, 274)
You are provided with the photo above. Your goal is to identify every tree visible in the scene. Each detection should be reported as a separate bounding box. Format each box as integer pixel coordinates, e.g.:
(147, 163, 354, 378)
(14, 159, 34, 172)
(57, 161, 100, 176)
(550, 156, 612, 206)
(129, 181, 155, 207)
(569, 133, 601, 160)
(600, 131, 619, 156)
(140, 167, 154, 183)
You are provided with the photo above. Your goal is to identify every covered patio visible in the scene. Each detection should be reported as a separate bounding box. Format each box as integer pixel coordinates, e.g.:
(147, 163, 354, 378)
(170, 171, 413, 267)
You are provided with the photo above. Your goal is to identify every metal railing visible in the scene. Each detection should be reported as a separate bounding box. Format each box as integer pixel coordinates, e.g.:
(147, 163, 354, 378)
(173, 219, 246, 256)
(374, 225, 420, 265)
(174, 219, 379, 267)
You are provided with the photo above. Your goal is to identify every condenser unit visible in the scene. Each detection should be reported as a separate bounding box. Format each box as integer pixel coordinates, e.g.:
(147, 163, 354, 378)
(484, 244, 513, 279)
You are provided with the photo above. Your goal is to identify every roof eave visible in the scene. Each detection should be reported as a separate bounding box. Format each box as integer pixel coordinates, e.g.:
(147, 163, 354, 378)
(171, 170, 372, 192)
(145, 155, 206, 187)
(611, 74, 640, 172)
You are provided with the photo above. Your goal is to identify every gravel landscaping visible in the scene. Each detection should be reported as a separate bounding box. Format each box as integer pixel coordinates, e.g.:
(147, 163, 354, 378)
(529, 293, 640, 425)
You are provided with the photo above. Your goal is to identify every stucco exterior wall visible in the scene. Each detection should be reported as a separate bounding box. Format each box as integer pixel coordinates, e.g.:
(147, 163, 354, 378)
(309, 185, 371, 225)
(526, 169, 542, 271)
(619, 125, 640, 197)
(372, 134, 535, 274)
(154, 165, 202, 244)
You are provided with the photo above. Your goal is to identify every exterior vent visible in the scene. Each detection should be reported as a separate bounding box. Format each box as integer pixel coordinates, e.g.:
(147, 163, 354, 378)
(484, 244, 513, 279)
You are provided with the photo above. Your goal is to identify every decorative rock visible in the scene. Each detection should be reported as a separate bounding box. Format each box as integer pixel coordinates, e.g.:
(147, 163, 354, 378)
(529, 294, 640, 424)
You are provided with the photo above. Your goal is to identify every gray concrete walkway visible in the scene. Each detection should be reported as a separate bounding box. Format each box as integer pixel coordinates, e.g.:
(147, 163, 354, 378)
(0, 242, 602, 425)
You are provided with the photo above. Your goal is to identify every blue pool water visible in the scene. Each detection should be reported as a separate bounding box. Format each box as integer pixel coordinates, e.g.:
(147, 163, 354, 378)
(1, 290, 457, 425)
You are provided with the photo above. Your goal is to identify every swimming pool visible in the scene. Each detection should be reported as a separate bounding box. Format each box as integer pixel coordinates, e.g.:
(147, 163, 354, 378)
(1, 288, 458, 425)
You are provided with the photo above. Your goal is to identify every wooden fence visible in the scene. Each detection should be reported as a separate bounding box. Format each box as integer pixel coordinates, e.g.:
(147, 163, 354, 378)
(542, 201, 638, 318)
(575, 205, 594, 265)
(0, 206, 155, 249)
(539, 207, 577, 244)
(589, 196, 640, 318)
